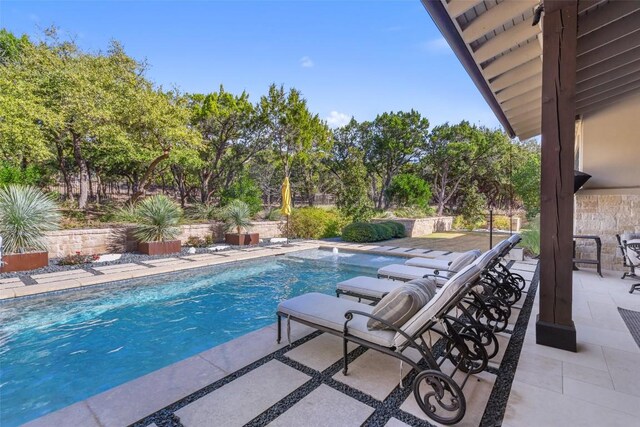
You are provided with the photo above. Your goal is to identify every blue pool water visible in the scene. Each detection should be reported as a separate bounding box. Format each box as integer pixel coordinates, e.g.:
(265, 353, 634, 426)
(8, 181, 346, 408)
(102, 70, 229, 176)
(0, 249, 396, 426)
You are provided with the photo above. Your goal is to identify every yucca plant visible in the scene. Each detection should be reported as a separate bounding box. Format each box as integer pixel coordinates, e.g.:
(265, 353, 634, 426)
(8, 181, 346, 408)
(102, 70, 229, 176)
(221, 199, 252, 235)
(132, 195, 183, 242)
(0, 185, 61, 253)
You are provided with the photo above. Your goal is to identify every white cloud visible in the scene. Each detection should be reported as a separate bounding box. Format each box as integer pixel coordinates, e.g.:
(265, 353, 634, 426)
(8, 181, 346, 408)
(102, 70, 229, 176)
(419, 37, 451, 54)
(326, 111, 351, 128)
(299, 56, 314, 68)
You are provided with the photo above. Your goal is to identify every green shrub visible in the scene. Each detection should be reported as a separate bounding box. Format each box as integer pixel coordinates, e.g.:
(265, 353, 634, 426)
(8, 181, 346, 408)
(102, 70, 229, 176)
(457, 185, 486, 229)
(289, 207, 347, 239)
(341, 221, 405, 243)
(0, 184, 61, 253)
(385, 173, 432, 209)
(521, 215, 540, 256)
(342, 222, 380, 243)
(186, 235, 214, 247)
(491, 215, 512, 231)
(221, 199, 252, 235)
(377, 221, 406, 238)
(220, 174, 263, 217)
(133, 195, 183, 242)
(452, 215, 467, 230)
(264, 208, 282, 221)
(0, 165, 42, 186)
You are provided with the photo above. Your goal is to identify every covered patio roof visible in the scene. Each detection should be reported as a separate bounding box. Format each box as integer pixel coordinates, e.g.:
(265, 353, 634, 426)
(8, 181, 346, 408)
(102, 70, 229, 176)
(423, 0, 640, 140)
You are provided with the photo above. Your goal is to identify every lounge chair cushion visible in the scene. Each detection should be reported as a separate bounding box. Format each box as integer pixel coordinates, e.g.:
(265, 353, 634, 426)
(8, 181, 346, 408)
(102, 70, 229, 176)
(377, 264, 440, 281)
(337, 276, 400, 299)
(449, 250, 481, 272)
(367, 278, 437, 331)
(394, 264, 482, 347)
(404, 258, 451, 270)
(277, 292, 395, 347)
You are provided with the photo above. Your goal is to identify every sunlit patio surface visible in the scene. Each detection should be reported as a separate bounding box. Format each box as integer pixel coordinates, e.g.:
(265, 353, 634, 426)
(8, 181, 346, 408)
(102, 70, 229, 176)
(18, 238, 639, 427)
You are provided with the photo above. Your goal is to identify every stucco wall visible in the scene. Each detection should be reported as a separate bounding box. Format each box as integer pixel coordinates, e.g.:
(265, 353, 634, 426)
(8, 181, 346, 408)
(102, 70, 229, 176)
(44, 221, 284, 257)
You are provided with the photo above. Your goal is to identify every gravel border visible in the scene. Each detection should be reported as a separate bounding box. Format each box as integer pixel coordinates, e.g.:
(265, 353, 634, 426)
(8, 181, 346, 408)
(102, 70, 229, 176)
(0, 240, 305, 280)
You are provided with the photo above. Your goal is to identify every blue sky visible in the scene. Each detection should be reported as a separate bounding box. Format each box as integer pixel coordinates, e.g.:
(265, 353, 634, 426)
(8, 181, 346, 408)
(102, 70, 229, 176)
(1, 0, 500, 129)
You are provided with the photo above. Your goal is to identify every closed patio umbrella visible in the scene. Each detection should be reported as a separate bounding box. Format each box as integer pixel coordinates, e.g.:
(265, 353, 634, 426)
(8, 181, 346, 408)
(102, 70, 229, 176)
(281, 177, 292, 242)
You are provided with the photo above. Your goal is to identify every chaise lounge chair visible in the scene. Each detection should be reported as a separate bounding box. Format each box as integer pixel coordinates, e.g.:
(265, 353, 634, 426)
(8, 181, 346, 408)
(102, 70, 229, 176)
(404, 249, 481, 270)
(276, 262, 496, 424)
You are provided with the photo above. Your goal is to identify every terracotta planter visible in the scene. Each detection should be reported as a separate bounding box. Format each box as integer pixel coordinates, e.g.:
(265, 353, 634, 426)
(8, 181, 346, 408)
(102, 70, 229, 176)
(0, 251, 48, 273)
(138, 240, 181, 255)
(224, 233, 259, 246)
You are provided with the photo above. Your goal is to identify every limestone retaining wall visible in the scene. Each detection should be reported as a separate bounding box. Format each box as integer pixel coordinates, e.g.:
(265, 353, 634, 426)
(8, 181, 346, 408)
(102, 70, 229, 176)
(44, 221, 285, 257)
(374, 216, 454, 237)
(574, 194, 640, 271)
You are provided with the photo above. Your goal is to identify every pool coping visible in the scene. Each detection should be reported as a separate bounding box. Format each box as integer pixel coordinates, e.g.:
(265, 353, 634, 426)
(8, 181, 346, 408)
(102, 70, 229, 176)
(0, 240, 456, 301)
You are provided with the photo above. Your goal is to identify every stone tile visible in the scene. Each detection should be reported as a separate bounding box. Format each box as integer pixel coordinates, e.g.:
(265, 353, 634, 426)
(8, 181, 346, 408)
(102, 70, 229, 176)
(505, 379, 638, 426)
(519, 341, 608, 371)
(0, 276, 23, 284)
(563, 377, 640, 417)
(388, 247, 412, 254)
(332, 350, 413, 401)
(562, 361, 614, 390)
(142, 257, 185, 266)
(575, 323, 639, 353)
(31, 269, 91, 279)
(401, 363, 495, 427)
(602, 346, 640, 397)
(33, 270, 95, 284)
(268, 384, 374, 427)
(87, 354, 226, 427)
(513, 270, 534, 281)
(285, 333, 357, 372)
(384, 418, 412, 427)
(94, 263, 148, 272)
(0, 280, 24, 289)
(181, 253, 221, 261)
(422, 250, 448, 258)
(510, 263, 538, 272)
(514, 353, 563, 393)
(176, 360, 310, 427)
(488, 332, 511, 369)
(22, 401, 101, 427)
(199, 323, 314, 374)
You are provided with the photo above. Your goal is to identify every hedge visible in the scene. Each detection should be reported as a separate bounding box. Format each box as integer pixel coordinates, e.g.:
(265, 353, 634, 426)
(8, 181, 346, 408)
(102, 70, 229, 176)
(342, 221, 405, 243)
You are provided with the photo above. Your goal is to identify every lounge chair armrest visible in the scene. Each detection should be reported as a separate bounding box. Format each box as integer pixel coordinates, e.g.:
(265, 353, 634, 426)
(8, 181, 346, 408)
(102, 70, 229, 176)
(343, 310, 421, 350)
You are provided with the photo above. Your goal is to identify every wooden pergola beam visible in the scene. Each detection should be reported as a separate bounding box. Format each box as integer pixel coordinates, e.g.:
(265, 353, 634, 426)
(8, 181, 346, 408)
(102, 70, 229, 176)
(577, 44, 640, 83)
(577, 28, 640, 72)
(445, 0, 482, 19)
(490, 58, 542, 91)
(577, 58, 640, 93)
(578, 0, 640, 38)
(462, 0, 537, 42)
(475, 19, 542, 63)
(496, 74, 542, 102)
(576, 72, 640, 104)
(577, 10, 640, 56)
(483, 42, 541, 79)
(536, 0, 578, 352)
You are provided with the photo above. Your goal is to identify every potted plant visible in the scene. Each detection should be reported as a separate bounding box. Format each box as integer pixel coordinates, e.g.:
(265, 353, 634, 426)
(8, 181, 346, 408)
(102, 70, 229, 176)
(133, 195, 183, 255)
(0, 185, 61, 272)
(222, 200, 258, 245)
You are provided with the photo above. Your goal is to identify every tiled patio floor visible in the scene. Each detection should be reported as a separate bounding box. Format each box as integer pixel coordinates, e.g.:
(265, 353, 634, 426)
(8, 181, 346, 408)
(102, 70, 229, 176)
(503, 269, 640, 427)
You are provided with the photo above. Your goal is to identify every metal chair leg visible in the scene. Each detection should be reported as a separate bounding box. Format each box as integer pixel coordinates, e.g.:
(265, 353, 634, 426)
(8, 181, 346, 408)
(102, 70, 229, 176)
(630, 283, 640, 294)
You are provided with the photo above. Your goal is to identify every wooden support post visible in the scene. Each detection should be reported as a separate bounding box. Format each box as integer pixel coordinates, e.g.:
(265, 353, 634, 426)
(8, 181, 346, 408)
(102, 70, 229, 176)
(536, 0, 578, 352)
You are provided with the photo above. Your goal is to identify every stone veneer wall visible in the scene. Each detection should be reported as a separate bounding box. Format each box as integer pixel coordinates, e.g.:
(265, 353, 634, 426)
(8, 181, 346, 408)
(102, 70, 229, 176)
(44, 221, 284, 257)
(574, 194, 640, 271)
(374, 216, 454, 237)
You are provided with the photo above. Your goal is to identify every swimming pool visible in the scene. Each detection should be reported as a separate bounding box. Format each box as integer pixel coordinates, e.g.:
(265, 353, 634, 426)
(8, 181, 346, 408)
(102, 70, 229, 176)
(0, 249, 396, 426)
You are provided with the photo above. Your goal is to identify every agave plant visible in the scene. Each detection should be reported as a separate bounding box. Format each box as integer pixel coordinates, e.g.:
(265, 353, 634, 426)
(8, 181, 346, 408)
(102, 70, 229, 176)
(0, 185, 61, 254)
(221, 199, 252, 235)
(132, 195, 183, 242)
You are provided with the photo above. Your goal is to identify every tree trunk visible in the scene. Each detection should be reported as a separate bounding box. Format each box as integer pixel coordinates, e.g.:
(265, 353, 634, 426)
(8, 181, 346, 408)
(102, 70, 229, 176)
(71, 134, 89, 209)
(129, 151, 170, 203)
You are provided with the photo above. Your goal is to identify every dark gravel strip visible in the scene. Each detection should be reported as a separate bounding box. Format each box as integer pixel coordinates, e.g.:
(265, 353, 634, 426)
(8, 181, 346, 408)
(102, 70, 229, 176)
(479, 261, 540, 426)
